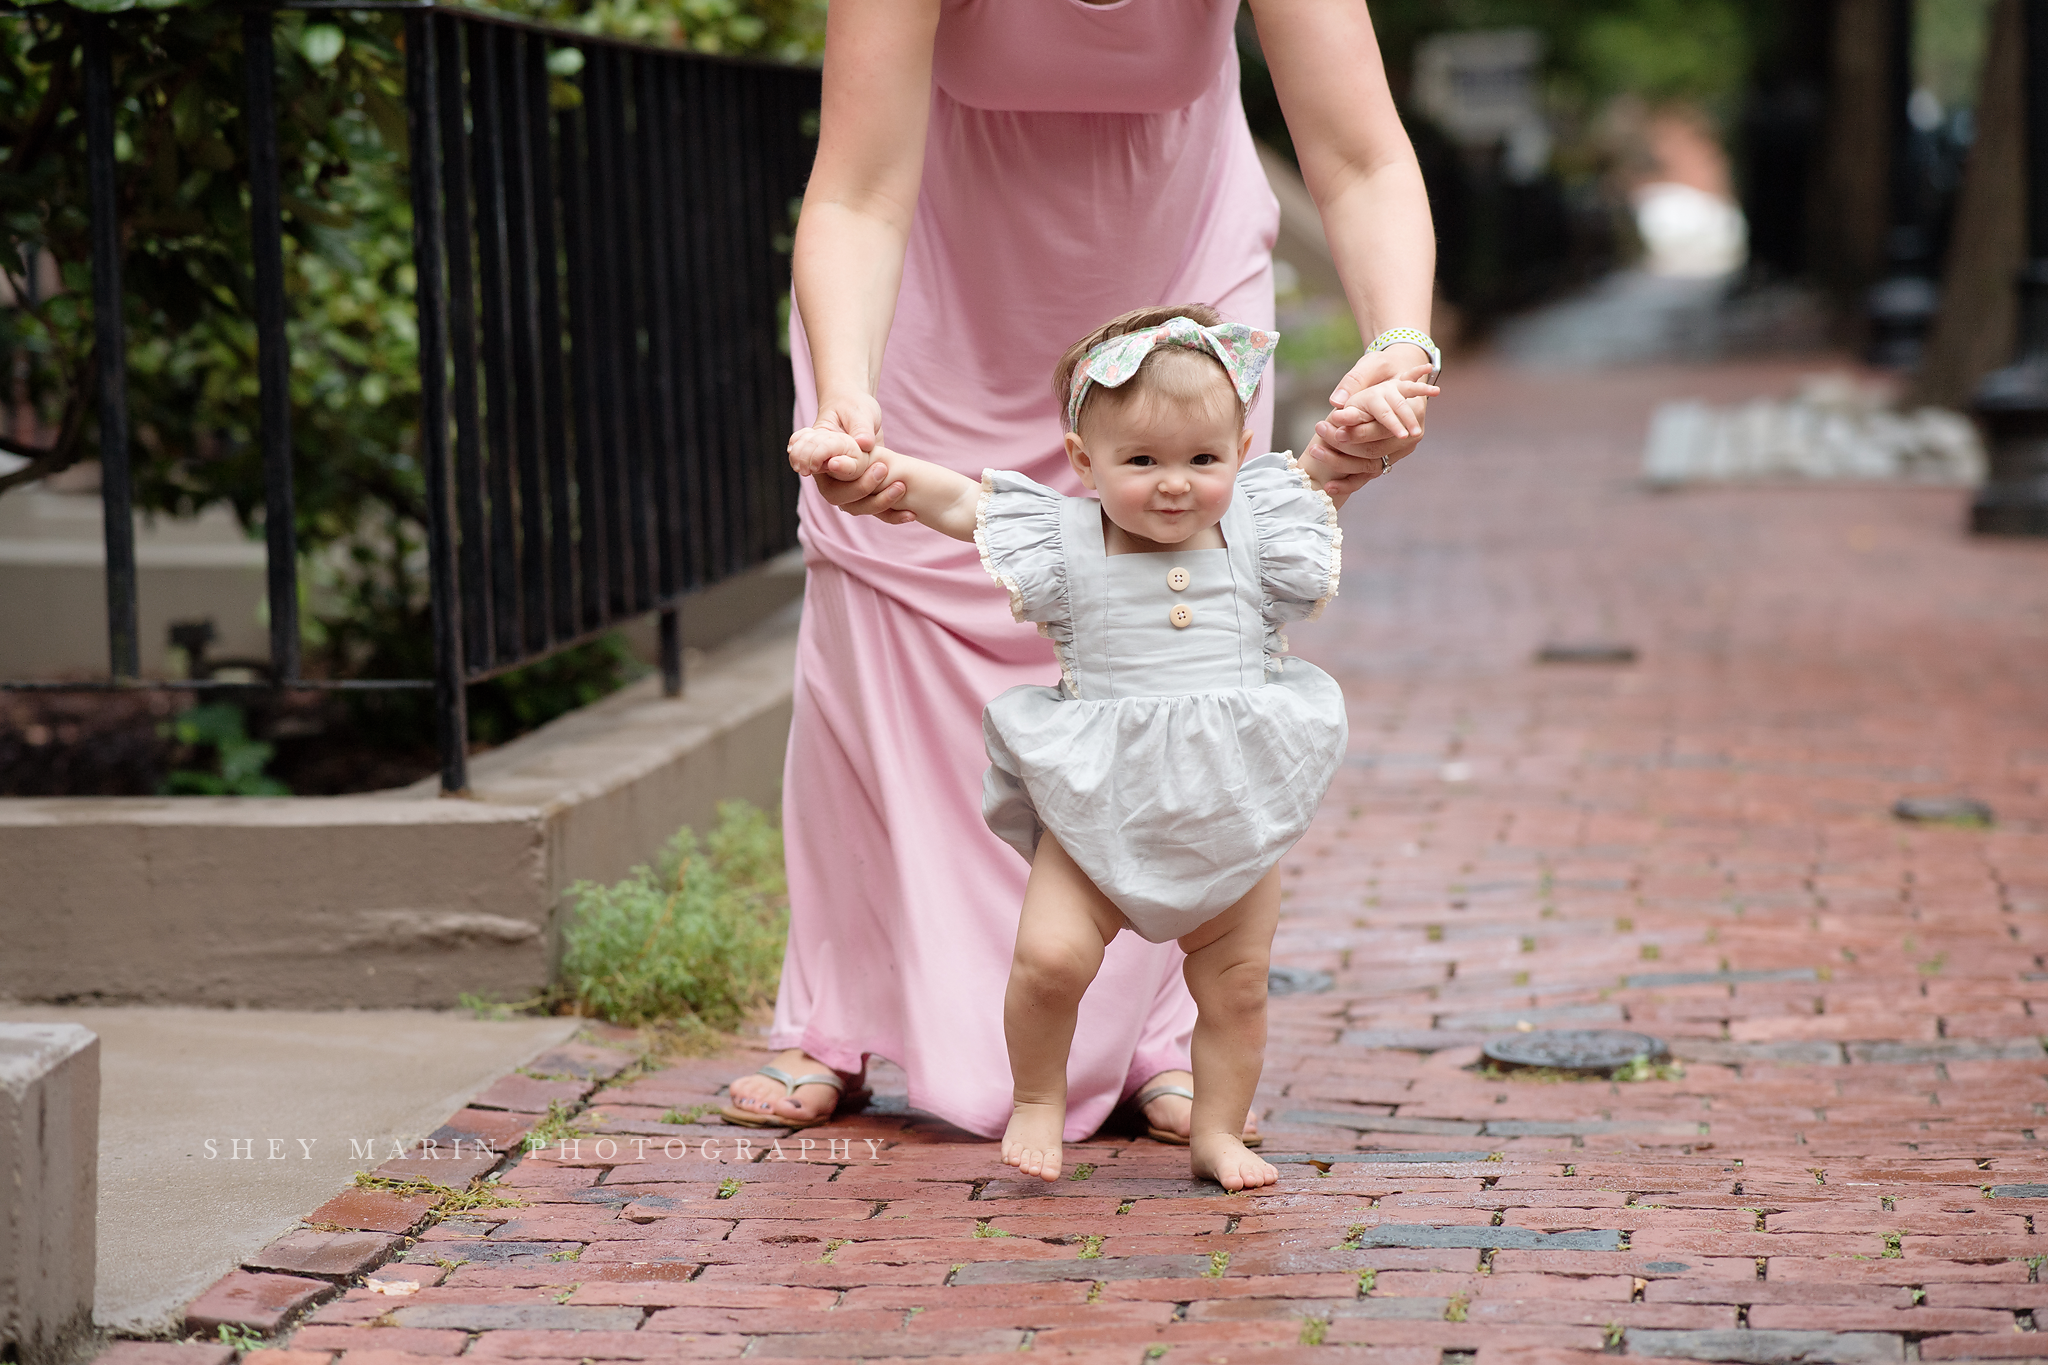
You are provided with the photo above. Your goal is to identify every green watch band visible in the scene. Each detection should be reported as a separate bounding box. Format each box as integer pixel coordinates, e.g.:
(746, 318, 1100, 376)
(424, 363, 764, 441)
(1367, 328, 1442, 383)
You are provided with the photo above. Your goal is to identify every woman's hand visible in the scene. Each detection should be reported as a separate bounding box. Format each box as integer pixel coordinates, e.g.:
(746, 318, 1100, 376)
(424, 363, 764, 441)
(789, 391, 916, 522)
(1311, 354, 1435, 488)
(788, 390, 882, 474)
(812, 454, 913, 522)
(808, 441, 979, 541)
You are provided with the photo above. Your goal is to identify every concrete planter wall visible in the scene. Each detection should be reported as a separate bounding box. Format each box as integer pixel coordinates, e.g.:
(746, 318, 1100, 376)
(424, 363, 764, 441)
(0, 565, 802, 1010)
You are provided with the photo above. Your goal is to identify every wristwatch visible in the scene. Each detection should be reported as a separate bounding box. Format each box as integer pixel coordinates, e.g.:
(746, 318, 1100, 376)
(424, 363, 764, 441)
(1367, 328, 1441, 384)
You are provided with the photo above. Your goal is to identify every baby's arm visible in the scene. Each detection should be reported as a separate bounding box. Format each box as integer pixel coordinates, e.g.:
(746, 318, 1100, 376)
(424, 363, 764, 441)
(842, 445, 981, 542)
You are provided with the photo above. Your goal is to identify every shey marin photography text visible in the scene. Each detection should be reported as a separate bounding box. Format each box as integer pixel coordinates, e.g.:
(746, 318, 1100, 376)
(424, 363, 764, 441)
(195, 1133, 887, 1163)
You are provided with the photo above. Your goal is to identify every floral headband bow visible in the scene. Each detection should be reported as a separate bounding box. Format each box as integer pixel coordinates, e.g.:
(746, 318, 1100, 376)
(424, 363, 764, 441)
(1065, 316, 1279, 432)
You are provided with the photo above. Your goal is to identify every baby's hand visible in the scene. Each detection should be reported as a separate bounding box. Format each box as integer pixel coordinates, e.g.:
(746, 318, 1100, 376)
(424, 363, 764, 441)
(787, 425, 876, 480)
(1325, 364, 1440, 442)
(809, 442, 917, 524)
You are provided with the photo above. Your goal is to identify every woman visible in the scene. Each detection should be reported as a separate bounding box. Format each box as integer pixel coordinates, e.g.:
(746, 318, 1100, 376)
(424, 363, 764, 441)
(725, 0, 1438, 1140)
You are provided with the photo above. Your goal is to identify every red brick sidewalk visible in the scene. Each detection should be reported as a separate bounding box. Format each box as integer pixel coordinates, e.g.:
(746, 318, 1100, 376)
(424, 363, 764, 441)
(124, 360, 2048, 1365)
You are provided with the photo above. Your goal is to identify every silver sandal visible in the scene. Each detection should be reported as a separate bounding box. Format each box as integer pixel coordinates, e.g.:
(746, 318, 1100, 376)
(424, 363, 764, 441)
(719, 1064, 847, 1129)
(1133, 1082, 1264, 1148)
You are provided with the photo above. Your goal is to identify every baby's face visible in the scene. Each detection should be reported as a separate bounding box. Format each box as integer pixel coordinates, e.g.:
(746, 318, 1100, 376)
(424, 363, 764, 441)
(1066, 398, 1252, 549)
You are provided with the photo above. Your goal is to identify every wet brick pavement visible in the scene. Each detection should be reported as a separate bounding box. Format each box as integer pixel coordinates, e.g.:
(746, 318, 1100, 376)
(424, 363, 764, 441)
(146, 360, 2048, 1364)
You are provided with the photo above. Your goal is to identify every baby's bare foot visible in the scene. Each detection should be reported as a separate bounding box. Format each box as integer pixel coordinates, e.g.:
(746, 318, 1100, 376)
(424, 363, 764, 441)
(1191, 1132, 1278, 1192)
(1001, 1100, 1066, 1182)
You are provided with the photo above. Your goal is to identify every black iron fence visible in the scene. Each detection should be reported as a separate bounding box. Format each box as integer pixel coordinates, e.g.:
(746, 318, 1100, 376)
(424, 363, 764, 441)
(4, 2, 817, 794)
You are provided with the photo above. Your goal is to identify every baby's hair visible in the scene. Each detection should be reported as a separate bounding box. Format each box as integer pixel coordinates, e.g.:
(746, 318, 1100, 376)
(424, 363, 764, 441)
(1053, 303, 1249, 435)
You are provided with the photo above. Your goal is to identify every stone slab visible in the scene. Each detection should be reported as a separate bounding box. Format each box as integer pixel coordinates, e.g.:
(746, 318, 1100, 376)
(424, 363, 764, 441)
(398, 1243, 583, 1266)
(389, 1305, 644, 1332)
(949, 1256, 1215, 1285)
(0, 1023, 98, 1365)
(1350, 1225, 1623, 1252)
(1624, 1330, 1905, 1364)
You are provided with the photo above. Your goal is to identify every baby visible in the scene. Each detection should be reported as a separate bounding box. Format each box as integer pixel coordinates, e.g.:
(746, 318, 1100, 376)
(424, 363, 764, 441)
(791, 305, 1435, 1190)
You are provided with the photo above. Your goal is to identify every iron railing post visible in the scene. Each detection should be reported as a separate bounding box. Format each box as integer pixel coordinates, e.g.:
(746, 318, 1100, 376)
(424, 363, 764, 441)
(524, 36, 576, 646)
(1866, 0, 1939, 366)
(406, 8, 471, 791)
(437, 15, 491, 675)
(81, 14, 138, 680)
(658, 603, 681, 696)
(242, 7, 301, 680)
(1972, 0, 2048, 535)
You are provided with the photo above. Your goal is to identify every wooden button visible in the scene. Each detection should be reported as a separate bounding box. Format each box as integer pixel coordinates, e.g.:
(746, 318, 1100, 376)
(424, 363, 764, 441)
(1169, 604, 1193, 629)
(1167, 566, 1190, 591)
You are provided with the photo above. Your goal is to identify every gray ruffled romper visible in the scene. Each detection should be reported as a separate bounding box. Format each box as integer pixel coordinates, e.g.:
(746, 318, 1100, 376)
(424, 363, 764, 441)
(975, 451, 1350, 943)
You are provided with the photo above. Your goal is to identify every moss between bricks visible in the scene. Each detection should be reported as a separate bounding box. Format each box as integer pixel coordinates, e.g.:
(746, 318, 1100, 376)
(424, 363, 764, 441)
(351, 1172, 524, 1213)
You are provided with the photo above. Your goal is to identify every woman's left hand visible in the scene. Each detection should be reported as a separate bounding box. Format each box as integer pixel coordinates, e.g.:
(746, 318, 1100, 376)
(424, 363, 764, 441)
(1306, 351, 1435, 495)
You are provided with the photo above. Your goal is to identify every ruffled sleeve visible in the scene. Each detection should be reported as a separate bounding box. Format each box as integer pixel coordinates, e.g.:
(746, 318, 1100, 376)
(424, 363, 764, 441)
(974, 469, 1070, 629)
(1238, 451, 1341, 626)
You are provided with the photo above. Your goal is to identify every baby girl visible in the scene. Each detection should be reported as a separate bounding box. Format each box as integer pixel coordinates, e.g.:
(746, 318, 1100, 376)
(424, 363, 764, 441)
(791, 305, 1436, 1190)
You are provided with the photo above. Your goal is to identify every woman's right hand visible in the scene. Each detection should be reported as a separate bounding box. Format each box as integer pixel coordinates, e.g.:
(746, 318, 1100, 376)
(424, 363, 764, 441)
(793, 392, 914, 522)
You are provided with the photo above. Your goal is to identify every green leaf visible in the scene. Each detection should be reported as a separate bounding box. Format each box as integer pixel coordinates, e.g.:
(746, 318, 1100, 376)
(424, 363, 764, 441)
(546, 46, 585, 76)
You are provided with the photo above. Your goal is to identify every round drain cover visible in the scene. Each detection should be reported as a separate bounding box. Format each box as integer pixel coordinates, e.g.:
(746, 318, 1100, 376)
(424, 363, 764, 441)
(1268, 966, 1334, 996)
(1482, 1029, 1668, 1073)
(1534, 642, 1638, 665)
(1893, 796, 1993, 827)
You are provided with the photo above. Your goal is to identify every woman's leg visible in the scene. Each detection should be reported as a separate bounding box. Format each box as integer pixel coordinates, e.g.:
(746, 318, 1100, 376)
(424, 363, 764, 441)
(1003, 833, 1127, 1180)
(1134, 1072, 1262, 1143)
(1178, 868, 1283, 1192)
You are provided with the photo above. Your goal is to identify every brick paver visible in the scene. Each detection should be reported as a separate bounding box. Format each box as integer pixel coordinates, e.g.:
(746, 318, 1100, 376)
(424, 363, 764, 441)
(160, 360, 2048, 1363)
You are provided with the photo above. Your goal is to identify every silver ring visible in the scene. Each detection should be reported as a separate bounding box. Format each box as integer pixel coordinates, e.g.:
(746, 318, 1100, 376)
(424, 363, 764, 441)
(1380, 453, 1391, 475)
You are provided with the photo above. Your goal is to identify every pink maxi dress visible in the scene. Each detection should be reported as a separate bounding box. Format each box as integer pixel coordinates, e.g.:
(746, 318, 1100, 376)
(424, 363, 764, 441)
(775, 0, 1281, 1142)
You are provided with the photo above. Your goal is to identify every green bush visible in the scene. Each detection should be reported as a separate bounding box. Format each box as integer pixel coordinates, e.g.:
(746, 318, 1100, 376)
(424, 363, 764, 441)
(559, 801, 787, 1027)
(161, 701, 289, 795)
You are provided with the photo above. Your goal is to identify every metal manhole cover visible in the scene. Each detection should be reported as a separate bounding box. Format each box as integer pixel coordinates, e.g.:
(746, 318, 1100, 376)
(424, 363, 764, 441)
(1482, 1029, 1668, 1073)
(1268, 966, 1334, 996)
(1893, 796, 1993, 827)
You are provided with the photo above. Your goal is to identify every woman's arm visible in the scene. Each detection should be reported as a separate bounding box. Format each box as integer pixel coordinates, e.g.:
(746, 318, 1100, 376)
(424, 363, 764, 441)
(1247, 0, 1436, 476)
(788, 0, 942, 514)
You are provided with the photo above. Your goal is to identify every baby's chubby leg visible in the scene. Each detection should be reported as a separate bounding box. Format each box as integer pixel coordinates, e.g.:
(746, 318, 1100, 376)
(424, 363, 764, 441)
(1003, 833, 1127, 1182)
(1178, 869, 1283, 1192)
